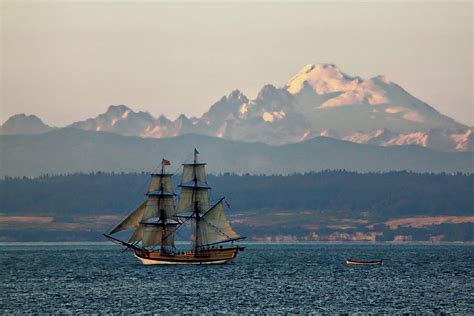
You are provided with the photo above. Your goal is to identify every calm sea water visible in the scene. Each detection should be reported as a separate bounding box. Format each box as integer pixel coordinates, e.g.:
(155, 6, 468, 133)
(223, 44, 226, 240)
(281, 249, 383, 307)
(0, 243, 472, 314)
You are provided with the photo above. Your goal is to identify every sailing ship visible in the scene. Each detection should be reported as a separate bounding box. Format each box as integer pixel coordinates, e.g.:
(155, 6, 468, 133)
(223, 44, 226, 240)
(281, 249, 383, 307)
(104, 149, 245, 265)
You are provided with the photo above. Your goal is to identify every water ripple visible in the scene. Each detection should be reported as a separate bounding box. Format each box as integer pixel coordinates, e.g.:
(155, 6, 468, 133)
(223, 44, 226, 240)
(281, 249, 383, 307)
(0, 243, 472, 313)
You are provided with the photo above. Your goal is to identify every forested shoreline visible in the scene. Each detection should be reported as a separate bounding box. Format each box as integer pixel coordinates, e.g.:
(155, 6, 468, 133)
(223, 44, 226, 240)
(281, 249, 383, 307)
(1, 170, 472, 217)
(1, 171, 473, 241)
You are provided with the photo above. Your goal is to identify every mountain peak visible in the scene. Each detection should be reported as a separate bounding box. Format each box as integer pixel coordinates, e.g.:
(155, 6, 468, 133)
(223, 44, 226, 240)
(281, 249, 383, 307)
(228, 89, 247, 101)
(287, 63, 362, 95)
(373, 75, 392, 85)
(105, 105, 132, 117)
(157, 114, 171, 124)
(198, 90, 250, 126)
(0, 113, 52, 135)
(256, 85, 295, 108)
(257, 84, 280, 99)
(176, 114, 189, 121)
(4, 113, 42, 122)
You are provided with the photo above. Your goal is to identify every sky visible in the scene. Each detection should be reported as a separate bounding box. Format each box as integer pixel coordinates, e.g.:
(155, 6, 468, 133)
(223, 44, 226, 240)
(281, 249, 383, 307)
(1, 0, 473, 126)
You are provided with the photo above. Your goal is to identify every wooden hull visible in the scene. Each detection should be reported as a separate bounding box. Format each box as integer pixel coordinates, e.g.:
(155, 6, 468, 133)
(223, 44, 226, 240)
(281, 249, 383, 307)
(346, 259, 383, 265)
(133, 247, 241, 265)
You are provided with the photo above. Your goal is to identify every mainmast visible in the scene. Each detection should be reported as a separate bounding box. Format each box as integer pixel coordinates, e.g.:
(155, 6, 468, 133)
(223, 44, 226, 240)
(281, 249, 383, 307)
(176, 148, 211, 253)
(193, 149, 200, 253)
(159, 159, 167, 253)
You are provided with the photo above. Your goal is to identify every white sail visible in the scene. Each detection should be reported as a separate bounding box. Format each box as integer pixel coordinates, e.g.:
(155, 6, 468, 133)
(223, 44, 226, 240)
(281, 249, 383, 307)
(128, 225, 144, 243)
(139, 224, 177, 247)
(163, 225, 176, 247)
(182, 163, 207, 184)
(160, 195, 176, 217)
(142, 225, 162, 247)
(197, 200, 240, 246)
(176, 187, 210, 213)
(127, 174, 177, 247)
(142, 195, 176, 220)
(109, 201, 146, 234)
(148, 174, 174, 193)
(142, 196, 159, 220)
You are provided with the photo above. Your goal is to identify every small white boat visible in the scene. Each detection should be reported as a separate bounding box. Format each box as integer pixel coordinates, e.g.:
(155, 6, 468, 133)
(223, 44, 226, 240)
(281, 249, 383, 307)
(346, 259, 383, 265)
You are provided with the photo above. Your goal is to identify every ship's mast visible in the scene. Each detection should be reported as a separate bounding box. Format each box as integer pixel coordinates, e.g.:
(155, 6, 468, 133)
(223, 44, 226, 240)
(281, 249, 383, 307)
(159, 159, 166, 253)
(175, 148, 212, 252)
(134, 157, 177, 251)
(193, 149, 200, 253)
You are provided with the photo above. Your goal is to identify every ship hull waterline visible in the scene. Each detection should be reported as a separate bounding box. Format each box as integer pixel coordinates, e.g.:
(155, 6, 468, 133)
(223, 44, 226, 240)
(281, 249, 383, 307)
(132, 247, 241, 265)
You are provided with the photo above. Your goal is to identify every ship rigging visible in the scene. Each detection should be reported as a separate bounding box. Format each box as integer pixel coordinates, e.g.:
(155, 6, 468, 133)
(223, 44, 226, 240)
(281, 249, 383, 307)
(104, 149, 245, 265)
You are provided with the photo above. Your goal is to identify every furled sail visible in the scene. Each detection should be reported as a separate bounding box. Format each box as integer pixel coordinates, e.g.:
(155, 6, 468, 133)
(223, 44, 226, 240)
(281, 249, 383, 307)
(109, 201, 147, 235)
(197, 200, 240, 247)
(176, 187, 210, 213)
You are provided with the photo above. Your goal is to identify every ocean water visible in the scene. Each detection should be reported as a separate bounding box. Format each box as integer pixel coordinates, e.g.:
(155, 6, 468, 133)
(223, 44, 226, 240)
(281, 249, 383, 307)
(0, 243, 472, 314)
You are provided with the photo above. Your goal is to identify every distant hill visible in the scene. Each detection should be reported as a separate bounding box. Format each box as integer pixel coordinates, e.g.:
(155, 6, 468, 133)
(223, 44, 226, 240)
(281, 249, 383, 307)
(0, 114, 53, 135)
(0, 128, 472, 178)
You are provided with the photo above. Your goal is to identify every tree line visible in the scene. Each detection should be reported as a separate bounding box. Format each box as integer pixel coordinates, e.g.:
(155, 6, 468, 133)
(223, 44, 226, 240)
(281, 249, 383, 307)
(0, 171, 472, 219)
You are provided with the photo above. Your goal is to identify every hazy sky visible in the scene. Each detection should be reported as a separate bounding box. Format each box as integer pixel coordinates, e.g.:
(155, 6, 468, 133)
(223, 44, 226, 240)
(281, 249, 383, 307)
(1, 0, 473, 126)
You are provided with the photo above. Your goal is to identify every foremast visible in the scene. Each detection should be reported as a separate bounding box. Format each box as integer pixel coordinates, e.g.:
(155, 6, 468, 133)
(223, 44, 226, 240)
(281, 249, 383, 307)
(145, 158, 177, 253)
(107, 158, 178, 252)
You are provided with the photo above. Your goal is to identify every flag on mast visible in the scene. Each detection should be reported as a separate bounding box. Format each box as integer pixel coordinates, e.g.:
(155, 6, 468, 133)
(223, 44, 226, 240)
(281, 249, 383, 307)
(162, 159, 171, 166)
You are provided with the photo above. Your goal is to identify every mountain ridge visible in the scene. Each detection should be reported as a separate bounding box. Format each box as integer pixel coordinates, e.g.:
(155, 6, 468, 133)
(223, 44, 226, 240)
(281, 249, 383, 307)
(2, 64, 471, 151)
(0, 128, 472, 178)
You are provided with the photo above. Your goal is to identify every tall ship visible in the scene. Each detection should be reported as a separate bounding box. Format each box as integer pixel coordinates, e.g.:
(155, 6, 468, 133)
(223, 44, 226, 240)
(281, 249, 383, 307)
(104, 149, 245, 265)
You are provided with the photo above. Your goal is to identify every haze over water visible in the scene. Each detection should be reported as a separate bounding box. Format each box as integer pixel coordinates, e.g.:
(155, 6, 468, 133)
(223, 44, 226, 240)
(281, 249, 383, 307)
(1, 243, 472, 313)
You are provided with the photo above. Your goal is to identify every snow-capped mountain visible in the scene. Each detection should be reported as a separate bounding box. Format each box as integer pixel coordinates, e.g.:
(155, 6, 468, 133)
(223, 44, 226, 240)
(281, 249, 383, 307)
(341, 127, 474, 152)
(2, 64, 471, 151)
(68, 105, 200, 139)
(69, 105, 157, 136)
(288, 64, 464, 133)
(191, 63, 469, 150)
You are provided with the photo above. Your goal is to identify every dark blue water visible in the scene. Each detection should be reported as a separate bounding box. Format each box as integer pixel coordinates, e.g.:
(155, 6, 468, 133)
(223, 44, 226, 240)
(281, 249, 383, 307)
(1, 243, 473, 313)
